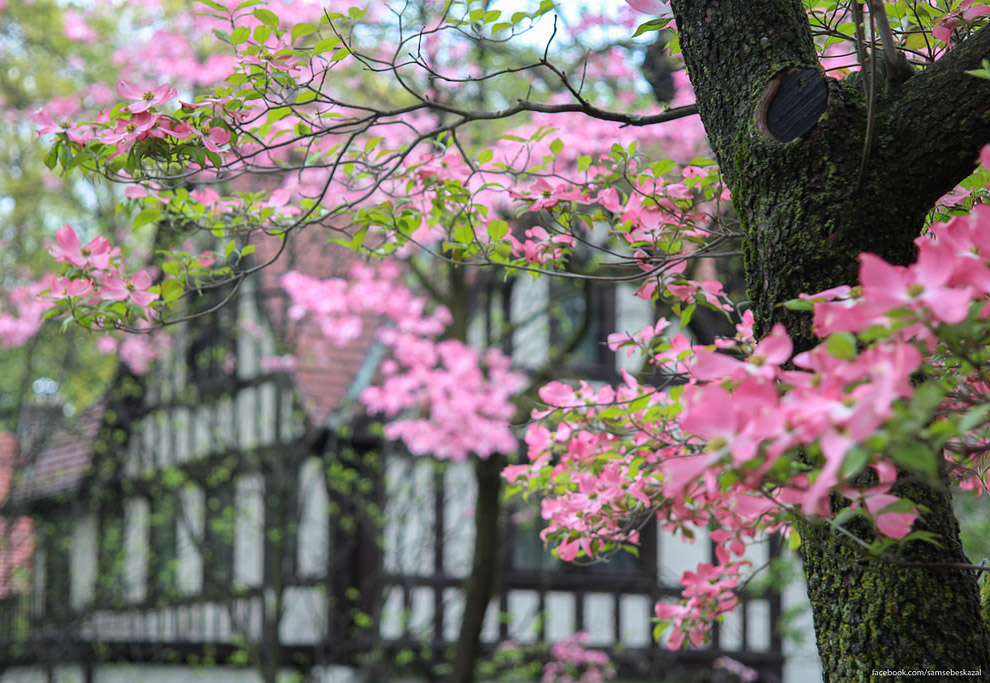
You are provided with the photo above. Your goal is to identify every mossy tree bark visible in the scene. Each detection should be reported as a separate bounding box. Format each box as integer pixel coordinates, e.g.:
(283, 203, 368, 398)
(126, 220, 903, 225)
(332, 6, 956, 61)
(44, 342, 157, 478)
(668, 1, 990, 679)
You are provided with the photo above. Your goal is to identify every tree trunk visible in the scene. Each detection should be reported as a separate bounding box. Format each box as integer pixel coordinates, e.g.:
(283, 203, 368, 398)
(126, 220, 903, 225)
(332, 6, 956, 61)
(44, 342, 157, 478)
(669, 1, 990, 678)
(450, 454, 503, 683)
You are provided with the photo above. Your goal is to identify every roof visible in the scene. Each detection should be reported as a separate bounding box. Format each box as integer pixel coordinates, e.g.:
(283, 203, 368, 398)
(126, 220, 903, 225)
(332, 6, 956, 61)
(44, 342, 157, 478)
(0, 433, 34, 593)
(252, 226, 382, 425)
(10, 403, 104, 502)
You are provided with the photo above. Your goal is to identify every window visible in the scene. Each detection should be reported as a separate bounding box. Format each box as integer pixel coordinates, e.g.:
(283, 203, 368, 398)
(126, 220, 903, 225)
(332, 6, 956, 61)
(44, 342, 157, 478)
(42, 516, 71, 617)
(509, 505, 654, 577)
(148, 493, 178, 601)
(96, 503, 125, 607)
(186, 286, 236, 389)
(264, 480, 297, 585)
(202, 482, 235, 594)
(548, 279, 616, 381)
(510, 508, 559, 572)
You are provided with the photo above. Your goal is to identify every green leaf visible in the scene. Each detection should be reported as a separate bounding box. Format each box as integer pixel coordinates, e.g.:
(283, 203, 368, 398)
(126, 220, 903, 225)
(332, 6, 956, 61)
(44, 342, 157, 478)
(213, 28, 233, 45)
(959, 404, 990, 434)
(230, 26, 250, 44)
(487, 219, 509, 242)
(291, 22, 317, 43)
(825, 331, 857, 359)
(254, 8, 279, 29)
(224, 240, 237, 258)
(253, 25, 271, 44)
(787, 528, 801, 551)
(784, 299, 815, 311)
(133, 209, 161, 230)
(351, 226, 368, 250)
(840, 446, 869, 479)
(161, 279, 184, 304)
(549, 138, 563, 156)
(198, 0, 229, 12)
(314, 36, 341, 54)
(266, 106, 292, 124)
(478, 149, 493, 164)
(966, 59, 990, 80)
(679, 303, 696, 328)
(632, 17, 671, 38)
(891, 442, 937, 480)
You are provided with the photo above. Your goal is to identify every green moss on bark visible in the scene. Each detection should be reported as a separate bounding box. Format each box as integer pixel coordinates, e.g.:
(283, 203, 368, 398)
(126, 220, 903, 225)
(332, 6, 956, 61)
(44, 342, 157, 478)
(669, 1, 990, 679)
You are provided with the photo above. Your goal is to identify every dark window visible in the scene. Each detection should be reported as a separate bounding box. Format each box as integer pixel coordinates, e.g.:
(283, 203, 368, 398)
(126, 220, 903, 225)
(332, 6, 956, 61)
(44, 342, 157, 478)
(42, 516, 71, 617)
(548, 279, 616, 381)
(186, 287, 236, 389)
(509, 506, 653, 576)
(96, 503, 125, 607)
(510, 508, 559, 572)
(203, 482, 235, 594)
(264, 478, 297, 586)
(148, 493, 178, 600)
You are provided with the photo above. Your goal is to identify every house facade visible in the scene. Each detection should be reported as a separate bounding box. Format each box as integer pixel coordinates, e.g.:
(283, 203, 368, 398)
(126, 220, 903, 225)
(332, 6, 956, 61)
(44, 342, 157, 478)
(0, 234, 811, 682)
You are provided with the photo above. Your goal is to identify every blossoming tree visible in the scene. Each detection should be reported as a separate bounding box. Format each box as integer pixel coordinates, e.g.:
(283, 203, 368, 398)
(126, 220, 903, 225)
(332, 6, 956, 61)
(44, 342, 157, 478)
(17, 0, 990, 680)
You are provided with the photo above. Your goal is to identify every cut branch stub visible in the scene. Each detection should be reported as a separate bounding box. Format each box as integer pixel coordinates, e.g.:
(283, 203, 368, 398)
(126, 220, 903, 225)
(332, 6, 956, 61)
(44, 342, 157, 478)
(759, 68, 828, 142)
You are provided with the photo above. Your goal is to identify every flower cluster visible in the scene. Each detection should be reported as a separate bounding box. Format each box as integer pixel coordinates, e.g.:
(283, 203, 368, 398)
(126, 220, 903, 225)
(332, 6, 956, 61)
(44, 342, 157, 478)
(542, 632, 616, 683)
(34, 79, 233, 162)
(282, 263, 526, 461)
(46, 224, 158, 312)
(510, 203, 990, 650)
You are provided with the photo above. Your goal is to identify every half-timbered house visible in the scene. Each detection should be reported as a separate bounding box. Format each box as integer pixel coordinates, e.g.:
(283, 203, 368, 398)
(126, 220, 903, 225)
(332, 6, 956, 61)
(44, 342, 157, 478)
(0, 230, 814, 682)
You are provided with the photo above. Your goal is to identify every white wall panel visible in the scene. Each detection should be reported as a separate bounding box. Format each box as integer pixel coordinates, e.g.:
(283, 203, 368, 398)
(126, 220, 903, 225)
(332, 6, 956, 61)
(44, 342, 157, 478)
(584, 593, 615, 646)
(123, 498, 148, 604)
(70, 513, 97, 611)
(545, 591, 576, 642)
(280, 586, 327, 645)
(510, 276, 549, 369)
(234, 473, 264, 588)
(507, 590, 539, 643)
(442, 462, 476, 577)
(383, 456, 435, 576)
(297, 458, 329, 578)
(618, 594, 651, 647)
(176, 485, 203, 596)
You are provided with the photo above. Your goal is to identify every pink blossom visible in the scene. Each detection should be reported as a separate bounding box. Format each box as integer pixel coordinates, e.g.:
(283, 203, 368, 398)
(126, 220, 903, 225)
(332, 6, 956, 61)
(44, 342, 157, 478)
(98, 269, 159, 307)
(624, 0, 670, 16)
(116, 80, 178, 114)
(49, 224, 119, 271)
(203, 126, 231, 153)
(31, 108, 93, 145)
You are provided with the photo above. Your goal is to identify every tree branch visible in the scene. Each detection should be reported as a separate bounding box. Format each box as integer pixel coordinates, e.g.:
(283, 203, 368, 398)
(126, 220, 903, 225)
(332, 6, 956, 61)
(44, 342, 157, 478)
(882, 24, 990, 218)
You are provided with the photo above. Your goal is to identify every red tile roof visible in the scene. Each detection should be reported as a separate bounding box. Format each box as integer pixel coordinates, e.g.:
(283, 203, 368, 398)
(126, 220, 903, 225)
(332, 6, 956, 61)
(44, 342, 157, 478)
(252, 226, 381, 425)
(0, 433, 33, 595)
(11, 404, 104, 502)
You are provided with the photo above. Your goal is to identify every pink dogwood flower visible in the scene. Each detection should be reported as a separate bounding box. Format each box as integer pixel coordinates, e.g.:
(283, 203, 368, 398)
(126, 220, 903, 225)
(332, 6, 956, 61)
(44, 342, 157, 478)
(116, 80, 178, 113)
(49, 224, 119, 270)
(99, 268, 158, 307)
